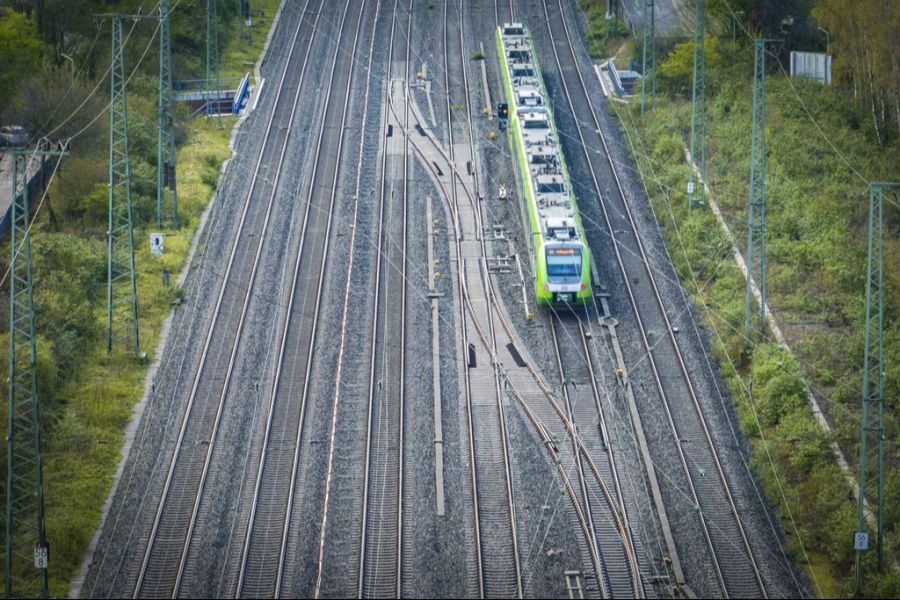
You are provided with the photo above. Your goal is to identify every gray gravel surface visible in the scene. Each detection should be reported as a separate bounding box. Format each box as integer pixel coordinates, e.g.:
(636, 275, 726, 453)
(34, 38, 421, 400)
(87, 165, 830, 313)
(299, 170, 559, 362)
(79, 0, 801, 597)
(308, 1, 391, 597)
(458, 1, 603, 596)
(79, 1, 345, 596)
(533, 0, 807, 596)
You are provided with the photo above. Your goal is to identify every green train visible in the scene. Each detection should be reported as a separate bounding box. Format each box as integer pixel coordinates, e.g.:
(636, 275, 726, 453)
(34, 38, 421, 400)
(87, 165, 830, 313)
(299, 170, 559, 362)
(497, 22, 592, 305)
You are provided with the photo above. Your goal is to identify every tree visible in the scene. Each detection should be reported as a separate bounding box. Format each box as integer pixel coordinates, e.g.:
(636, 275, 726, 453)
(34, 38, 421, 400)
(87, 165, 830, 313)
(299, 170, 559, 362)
(0, 9, 45, 109)
(814, 0, 900, 146)
(658, 36, 723, 97)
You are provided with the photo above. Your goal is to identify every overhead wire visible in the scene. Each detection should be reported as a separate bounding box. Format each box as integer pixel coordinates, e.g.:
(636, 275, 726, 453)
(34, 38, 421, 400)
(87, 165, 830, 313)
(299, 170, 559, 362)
(717, 0, 873, 188)
(0, 3, 168, 300)
(615, 92, 819, 595)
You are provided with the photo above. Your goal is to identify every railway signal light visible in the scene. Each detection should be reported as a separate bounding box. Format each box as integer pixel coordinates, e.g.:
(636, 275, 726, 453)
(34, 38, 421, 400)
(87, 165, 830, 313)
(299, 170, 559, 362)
(498, 103, 509, 120)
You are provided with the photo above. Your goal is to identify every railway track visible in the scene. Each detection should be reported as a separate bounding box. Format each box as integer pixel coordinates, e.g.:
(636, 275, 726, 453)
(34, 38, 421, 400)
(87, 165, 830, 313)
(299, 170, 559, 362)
(395, 60, 625, 600)
(539, 0, 767, 595)
(233, 1, 369, 598)
(495, 0, 513, 24)
(358, 0, 410, 597)
(132, 2, 326, 596)
(390, 2, 640, 595)
(444, 0, 523, 596)
(549, 310, 644, 597)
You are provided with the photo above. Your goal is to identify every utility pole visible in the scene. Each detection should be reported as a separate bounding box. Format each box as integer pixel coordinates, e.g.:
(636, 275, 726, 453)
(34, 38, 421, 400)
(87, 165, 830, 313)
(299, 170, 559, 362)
(102, 15, 141, 354)
(641, 0, 655, 113)
(5, 142, 67, 599)
(605, 0, 617, 39)
(206, 0, 221, 116)
(744, 39, 778, 344)
(613, 0, 619, 33)
(688, 0, 705, 208)
(157, 0, 179, 229)
(240, 0, 252, 44)
(854, 182, 898, 595)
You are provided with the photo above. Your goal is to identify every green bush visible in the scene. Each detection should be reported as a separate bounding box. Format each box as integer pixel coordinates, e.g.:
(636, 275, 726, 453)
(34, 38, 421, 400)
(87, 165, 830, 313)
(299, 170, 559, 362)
(750, 344, 808, 427)
(657, 36, 722, 98)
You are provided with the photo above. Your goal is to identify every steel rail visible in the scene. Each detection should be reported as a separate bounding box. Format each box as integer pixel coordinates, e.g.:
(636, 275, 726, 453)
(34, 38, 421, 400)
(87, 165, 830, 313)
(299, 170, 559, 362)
(387, 52, 640, 591)
(442, 0, 485, 596)
(231, 1, 366, 597)
(233, 0, 361, 597)
(358, 0, 411, 596)
(444, 0, 524, 595)
(300, 1, 368, 595)
(549, 311, 644, 597)
(549, 314, 607, 596)
(542, 0, 766, 595)
(378, 39, 488, 600)
(133, 2, 321, 595)
(388, 90, 618, 599)
(576, 316, 640, 581)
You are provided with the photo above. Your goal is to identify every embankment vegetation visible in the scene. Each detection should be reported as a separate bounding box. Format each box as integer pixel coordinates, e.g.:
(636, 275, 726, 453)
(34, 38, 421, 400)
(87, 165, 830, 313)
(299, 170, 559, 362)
(0, 0, 279, 594)
(582, 0, 899, 596)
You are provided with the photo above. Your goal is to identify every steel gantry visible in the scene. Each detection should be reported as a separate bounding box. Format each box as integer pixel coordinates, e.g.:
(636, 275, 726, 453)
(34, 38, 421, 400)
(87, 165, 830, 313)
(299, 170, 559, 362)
(5, 142, 67, 599)
(640, 0, 655, 113)
(855, 182, 898, 595)
(157, 0, 179, 228)
(744, 39, 778, 343)
(206, 0, 221, 116)
(103, 15, 141, 354)
(688, 0, 705, 208)
(240, 0, 252, 44)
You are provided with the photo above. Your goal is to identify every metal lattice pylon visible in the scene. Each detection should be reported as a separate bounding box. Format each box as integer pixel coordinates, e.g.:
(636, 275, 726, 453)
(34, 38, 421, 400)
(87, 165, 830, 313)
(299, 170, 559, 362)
(157, 0, 179, 228)
(688, 0, 705, 208)
(744, 40, 777, 344)
(206, 0, 221, 116)
(106, 17, 140, 354)
(240, 0, 252, 44)
(640, 0, 655, 113)
(855, 182, 898, 594)
(4, 146, 64, 598)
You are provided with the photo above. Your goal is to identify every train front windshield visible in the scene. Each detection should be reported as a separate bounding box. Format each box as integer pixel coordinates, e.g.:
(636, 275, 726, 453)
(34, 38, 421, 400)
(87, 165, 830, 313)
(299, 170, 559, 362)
(546, 246, 582, 284)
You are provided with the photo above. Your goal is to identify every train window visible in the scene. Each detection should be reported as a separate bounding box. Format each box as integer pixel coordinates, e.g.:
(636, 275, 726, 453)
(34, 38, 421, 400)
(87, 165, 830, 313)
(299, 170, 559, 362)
(518, 89, 542, 106)
(512, 65, 535, 77)
(537, 176, 565, 193)
(523, 115, 548, 129)
(546, 247, 582, 282)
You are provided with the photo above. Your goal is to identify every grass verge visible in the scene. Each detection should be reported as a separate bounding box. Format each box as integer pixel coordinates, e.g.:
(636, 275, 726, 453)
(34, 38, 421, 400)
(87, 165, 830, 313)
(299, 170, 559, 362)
(32, 0, 281, 594)
(611, 74, 899, 596)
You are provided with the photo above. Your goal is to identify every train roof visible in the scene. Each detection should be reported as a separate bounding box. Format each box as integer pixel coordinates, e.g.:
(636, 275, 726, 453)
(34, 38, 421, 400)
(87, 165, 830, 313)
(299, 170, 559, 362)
(500, 23, 581, 245)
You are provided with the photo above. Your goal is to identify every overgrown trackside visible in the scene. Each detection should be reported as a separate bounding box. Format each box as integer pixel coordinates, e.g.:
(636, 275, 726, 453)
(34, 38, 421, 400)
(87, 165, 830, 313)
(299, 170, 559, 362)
(0, 0, 280, 594)
(577, 0, 899, 596)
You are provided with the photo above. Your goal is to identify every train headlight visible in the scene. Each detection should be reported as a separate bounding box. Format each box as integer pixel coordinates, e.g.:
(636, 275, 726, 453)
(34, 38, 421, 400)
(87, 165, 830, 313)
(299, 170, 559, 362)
(543, 283, 549, 291)
(580, 283, 586, 291)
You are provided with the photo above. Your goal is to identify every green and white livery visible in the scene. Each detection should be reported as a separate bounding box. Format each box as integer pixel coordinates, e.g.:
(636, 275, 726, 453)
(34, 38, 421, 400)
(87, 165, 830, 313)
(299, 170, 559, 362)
(497, 22, 591, 305)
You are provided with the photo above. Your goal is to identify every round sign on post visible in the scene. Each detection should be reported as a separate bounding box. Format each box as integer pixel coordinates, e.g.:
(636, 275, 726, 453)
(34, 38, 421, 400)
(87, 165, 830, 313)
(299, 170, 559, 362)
(150, 233, 165, 256)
